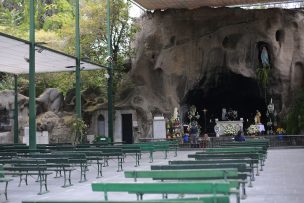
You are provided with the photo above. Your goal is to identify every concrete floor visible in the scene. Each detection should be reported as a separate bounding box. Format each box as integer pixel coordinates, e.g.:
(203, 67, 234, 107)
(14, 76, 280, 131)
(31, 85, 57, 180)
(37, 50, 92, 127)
(1, 148, 304, 203)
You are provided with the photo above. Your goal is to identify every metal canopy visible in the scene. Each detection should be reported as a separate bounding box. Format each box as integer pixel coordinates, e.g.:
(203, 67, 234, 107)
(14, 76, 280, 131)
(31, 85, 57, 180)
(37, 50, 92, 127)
(133, 0, 290, 10)
(0, 32, 106, 75)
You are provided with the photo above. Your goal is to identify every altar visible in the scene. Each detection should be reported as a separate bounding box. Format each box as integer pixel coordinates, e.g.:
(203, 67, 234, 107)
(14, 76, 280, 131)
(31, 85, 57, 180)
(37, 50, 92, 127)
(214, 120, 243, 137)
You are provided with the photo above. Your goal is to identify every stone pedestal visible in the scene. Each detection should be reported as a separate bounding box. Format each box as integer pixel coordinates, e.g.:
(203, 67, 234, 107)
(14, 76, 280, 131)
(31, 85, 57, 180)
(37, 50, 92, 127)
(214, 120, 243, 137)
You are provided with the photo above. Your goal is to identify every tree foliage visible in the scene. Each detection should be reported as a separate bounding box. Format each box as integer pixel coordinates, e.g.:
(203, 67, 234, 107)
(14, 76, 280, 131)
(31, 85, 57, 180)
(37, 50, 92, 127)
(0, 0, 137, 100)
(286, 90, 304, 134)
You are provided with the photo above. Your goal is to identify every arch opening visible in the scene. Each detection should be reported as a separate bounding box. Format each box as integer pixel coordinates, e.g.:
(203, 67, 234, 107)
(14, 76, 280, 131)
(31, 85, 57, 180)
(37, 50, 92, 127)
(182, 71, 267, 134)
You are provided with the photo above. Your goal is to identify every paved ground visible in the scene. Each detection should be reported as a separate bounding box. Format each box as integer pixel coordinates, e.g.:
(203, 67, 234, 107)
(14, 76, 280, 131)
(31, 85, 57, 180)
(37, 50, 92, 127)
(2, 148, 304, 203)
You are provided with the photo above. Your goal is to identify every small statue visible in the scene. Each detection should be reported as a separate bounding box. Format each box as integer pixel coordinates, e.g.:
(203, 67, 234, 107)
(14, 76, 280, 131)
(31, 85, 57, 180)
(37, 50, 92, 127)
(261, 46, 270, 68)
(255, 110, 261, 124)
(222, 108, 227, 121)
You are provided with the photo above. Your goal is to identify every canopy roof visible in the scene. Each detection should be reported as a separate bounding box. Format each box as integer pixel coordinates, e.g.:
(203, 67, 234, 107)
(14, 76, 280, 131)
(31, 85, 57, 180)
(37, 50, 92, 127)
(133, 0, 290, 10)
(0, 32, 106, 75)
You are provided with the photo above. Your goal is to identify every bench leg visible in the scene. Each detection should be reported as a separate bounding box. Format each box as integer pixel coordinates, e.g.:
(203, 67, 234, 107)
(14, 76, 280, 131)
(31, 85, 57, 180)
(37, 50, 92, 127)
(62, 169, 73, 188)
(164, 150, 168, 159)
(256, 164, 260, 176)
(174, 148, 177, 157)
(38, 174, 49, 195)
(136, 193, 143, 200)
(55, 168, 62, 178)
(104, 191, 108, 201)
(236, 192, 240, 203)
(135, 153, 140, 167)
(260, 160, 263, 171)
(96, 160, 103, 178)
(103, 157, 109, 167)
(4, 181, 8, 200)
(117, 156, 123, 172)
(149, 151, 153, 163)
(250, 164, 255, 181)
(241, 182, 247, 199)
(79, 164, 87, 183)
(248, 175, 253, 187)
(18, 174, 28, 186)
(162, 193, 168, 199)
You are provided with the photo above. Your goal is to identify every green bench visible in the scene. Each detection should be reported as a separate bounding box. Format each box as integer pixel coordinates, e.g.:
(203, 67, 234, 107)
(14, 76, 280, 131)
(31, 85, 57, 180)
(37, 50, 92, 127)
(150, 164, 249, 197)
(74, 150, 104, 178)
(3, 160, 52, 195)
(169, 159, 258, 181)
(196, 150, 265, 170)
(30, 153, 88, 182)
(91, 182, 236, 202)
(76, 147, 124, 171)
(22, 195, 230, 203)
(188, 153, 263, 174)
(0, 164, 13, 200)
(124, 169, 241, 202)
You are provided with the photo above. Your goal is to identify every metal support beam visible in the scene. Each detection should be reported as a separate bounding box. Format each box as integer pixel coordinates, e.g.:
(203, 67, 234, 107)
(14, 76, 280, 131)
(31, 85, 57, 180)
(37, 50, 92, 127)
(106, 0, 114, 143)
(75, 0, 82, 119)
(14, 74, 19, 144)
(29, 0, 36, 149)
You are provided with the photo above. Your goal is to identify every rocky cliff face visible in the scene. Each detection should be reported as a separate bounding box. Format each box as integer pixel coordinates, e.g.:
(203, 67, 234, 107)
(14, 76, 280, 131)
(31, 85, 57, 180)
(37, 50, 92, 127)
(121, 7, 304, 136)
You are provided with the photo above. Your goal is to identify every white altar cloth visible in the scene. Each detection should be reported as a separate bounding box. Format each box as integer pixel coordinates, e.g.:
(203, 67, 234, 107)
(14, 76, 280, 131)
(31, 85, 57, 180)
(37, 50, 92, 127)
(214, 120, 243, 137)
(256, 124, 265, 132)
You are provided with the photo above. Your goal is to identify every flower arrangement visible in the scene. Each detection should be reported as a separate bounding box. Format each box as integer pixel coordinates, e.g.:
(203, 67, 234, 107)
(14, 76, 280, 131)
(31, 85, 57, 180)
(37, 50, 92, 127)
(276, 128, 285, 135)
(223, 124, 237, 136)
(247, 125, 259, 135)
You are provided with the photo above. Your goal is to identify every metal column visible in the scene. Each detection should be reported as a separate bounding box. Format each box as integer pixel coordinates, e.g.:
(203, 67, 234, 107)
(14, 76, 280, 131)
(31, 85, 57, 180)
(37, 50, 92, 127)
(75, 0, 81, 119)
(14, 74, 19, 144)
(106, 0, 114, 143)
(29, 0, 36, 149)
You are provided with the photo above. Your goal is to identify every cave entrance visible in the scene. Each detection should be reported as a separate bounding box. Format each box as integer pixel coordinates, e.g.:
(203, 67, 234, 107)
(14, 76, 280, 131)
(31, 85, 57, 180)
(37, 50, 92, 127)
(182, 71, 267, 134)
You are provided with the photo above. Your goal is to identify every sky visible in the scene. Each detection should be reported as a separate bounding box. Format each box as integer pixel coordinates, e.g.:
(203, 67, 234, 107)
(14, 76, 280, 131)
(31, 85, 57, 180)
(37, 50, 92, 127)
(129, 2, 144, 18)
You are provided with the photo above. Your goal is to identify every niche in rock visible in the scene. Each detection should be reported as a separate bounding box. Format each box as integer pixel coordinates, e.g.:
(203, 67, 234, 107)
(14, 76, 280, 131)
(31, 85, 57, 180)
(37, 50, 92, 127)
(275, 29, 284, 43)
(182, 71, 267, 134)
(257, 42, 271, 68)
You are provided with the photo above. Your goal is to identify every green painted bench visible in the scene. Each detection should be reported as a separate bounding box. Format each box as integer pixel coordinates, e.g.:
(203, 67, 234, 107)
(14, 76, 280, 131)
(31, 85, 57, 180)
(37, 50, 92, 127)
(91, 182, 237, 202)
(30, 153, 88, 182)
(3, 160, 52, 195)
(150, 164, 249, 197)
(188, 153, 263, 174)
(197, 149, 266, 169)
(169, 158, 258, 181)
(22, 195, 230, 203)
(124, 169, 241, 201)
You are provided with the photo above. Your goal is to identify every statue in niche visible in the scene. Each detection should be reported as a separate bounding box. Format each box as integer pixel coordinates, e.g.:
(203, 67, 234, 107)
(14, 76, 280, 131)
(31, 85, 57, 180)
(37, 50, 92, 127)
(260, 46, 270, 68)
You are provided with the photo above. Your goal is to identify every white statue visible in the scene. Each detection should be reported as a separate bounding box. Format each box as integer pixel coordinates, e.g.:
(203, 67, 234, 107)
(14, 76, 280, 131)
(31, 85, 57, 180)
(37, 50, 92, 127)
(261, 46, 270, 67)
(222, 108, 227, 121)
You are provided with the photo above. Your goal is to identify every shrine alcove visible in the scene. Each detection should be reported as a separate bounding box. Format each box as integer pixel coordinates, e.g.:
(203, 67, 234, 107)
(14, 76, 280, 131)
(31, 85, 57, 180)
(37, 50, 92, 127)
(182, 71, 267, 134)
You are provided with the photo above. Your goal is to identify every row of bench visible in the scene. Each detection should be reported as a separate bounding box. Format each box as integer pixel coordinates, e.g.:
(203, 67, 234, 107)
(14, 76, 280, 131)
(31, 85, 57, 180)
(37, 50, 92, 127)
(0, 141, 179, 199)
(3, 139, 270, 203)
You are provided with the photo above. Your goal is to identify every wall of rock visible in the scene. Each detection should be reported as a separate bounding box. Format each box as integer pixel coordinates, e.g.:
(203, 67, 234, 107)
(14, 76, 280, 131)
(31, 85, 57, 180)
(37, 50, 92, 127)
(119, 7, 304, 136)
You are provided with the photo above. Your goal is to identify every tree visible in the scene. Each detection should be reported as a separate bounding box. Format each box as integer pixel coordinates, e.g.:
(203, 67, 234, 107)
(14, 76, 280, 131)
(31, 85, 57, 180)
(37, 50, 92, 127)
(0, 0, 138, 100)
